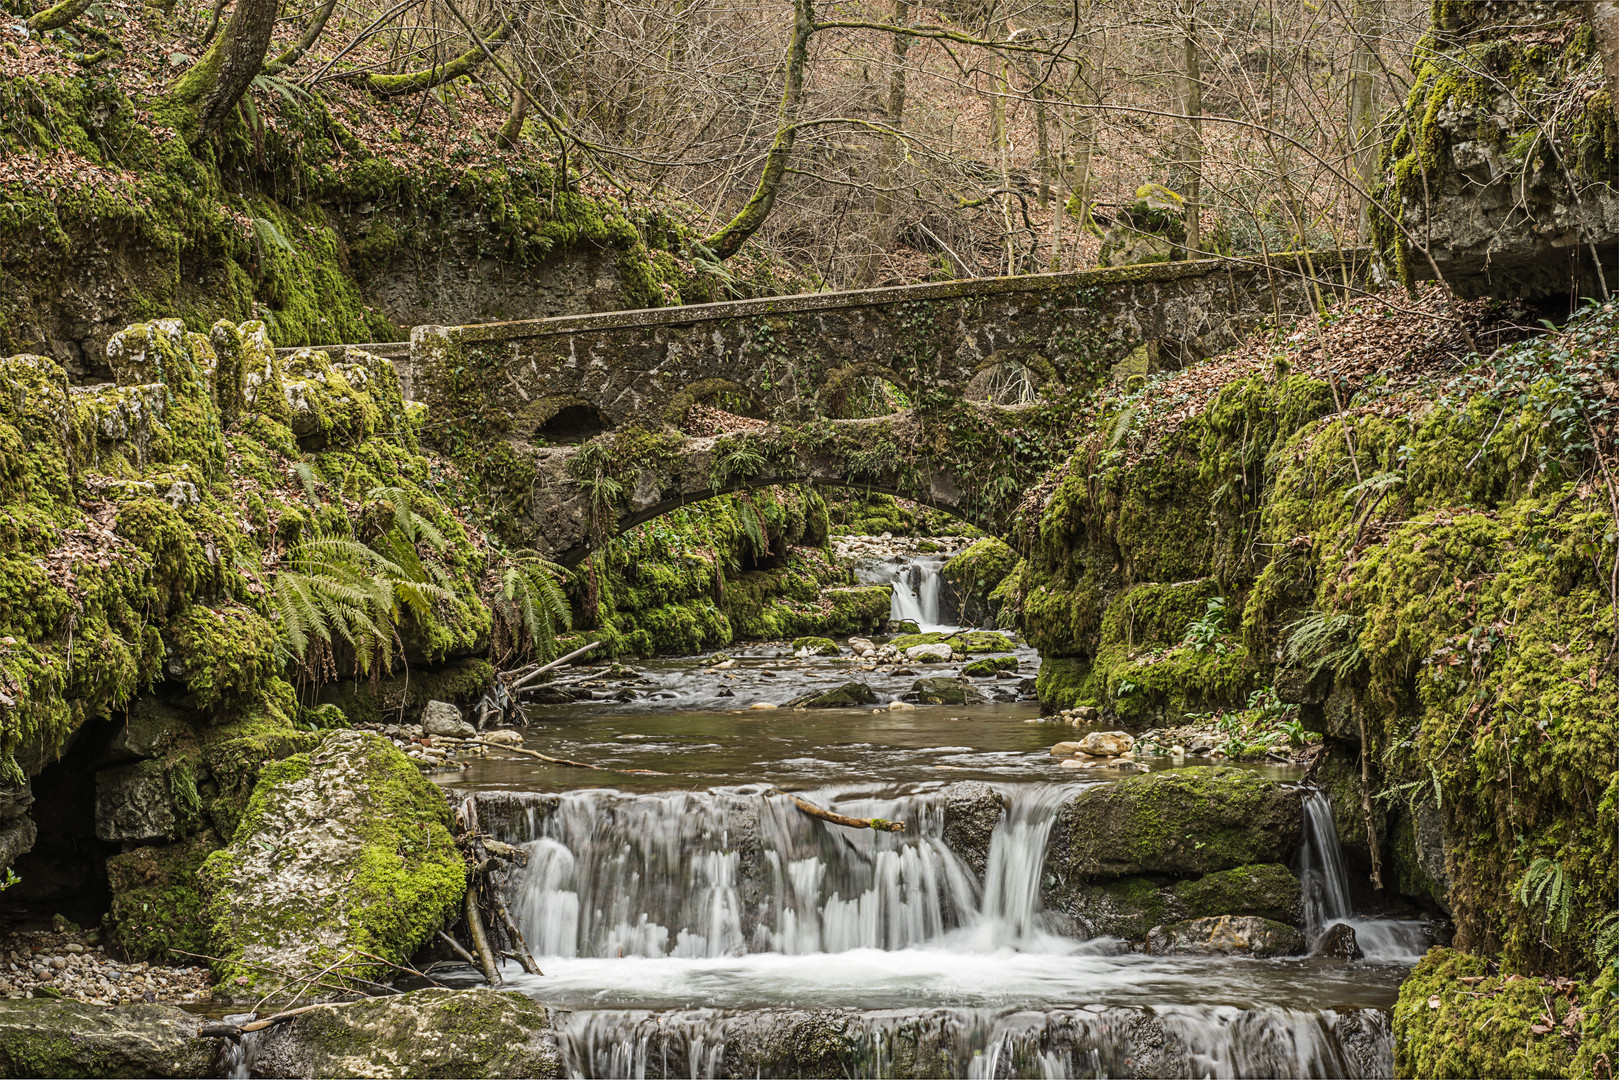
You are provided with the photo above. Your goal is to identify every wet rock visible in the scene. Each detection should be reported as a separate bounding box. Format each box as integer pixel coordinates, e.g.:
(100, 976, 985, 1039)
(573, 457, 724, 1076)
(961, 655, 1017, 678)
(95, 759, 180, 844)
(480, 729, 523, 746)
(1273, 663, 1331, 706)
(750, 701, 778, 710)
(421, 700, 475, 738)
(1147, 915, 1306, 958)
(198, 731, 465, 996)
(891, 619, 922, 635)
(1077, 731, 1133, 757)
(941, 782, 1005, 880)
(908, 677, 987, 706)
(1049, 741, 1083, 757)
(788, 682, 879, 709)
(847, 637, 876, 655)
(1048, 766, 1303, 878)
(905, 643, 953, 664)
(1171, 863, 1303, 925)
(791, 636, 841, 657)
(526, 686, 582, 705)
(1317, 922, 1364, 960)
(0, 998, 214, 1077)
(886, 700, 915, 711)
(252, 988, 562, 1079)
(0, 818, 35, 873)
(103, 699, 193, 763)
(947, 631, 1017, 655)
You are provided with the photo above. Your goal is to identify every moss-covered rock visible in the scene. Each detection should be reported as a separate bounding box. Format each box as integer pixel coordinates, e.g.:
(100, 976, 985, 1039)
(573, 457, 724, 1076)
(1171, 862, 1301, 924)
(252, 989, 562, 1079)
(788, 682, 878, 709)
(791, 636, 840, 657)
(0, 998, 214, 1078)
(908, 677, 987, 706)
(1048, 767, 1302, 879)
(1393, 948, 1619, 1079)
(941, 537, 1018, 625)
(198, 730, 465, 996)
(1147, 915, 1305, 958)
(106, 836, 219, 963)
(962, 655, 1018, 677)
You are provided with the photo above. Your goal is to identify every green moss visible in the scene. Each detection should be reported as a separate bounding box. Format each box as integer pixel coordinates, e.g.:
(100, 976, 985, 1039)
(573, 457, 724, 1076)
(1170, 863, 1301, 924)
(106, 837, 218, 962)
(199, 731, 465, 994)
(962, 655, 1018, 677)
(791, 636, 840, 656)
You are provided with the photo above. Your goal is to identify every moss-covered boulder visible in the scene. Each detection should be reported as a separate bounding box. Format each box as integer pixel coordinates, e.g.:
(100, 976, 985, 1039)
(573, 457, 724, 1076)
(1171, 862, 1301, 924)
(909, 677, 987, 706)
(948, 631, 1016, 654)
(941, 537, 1018, 625)
(788, 682, 878, 709)
(1048, 767, 1302, 878)
(941, 781, 1005, 880)
(0, 998, 214, 1078)
(252, 989, 562, 1079)
(198, 731, 465, 997)
(962, 655, 1018, 677)
(791, 636, 841, 657)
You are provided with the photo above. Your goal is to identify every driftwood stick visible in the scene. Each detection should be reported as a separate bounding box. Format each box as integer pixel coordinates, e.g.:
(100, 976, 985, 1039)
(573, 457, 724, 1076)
(463, 738, 668, 776)
(493, 894, 544, 976)
(437, 929, 479, 966)
(773, 790, 906, 832)
(464, 884, 504, 987)
(199, 1001, 337, 1039)
(481, 838, 528, 865)
(509, 641, 603, 689)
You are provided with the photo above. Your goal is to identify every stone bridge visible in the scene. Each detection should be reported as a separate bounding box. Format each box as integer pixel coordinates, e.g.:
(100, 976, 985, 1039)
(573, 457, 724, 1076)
(386, 251, 1365, 561)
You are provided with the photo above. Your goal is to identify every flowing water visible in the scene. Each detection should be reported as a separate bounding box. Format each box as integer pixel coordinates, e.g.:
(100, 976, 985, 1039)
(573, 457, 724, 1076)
(431, 635, 1428, 1077)
(856, 554, 961, 632)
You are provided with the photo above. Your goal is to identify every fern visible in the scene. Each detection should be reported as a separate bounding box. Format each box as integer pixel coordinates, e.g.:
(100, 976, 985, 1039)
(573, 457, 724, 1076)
(1282, 611, 1366, 680)
(709, 437, 767, 491)
(366, 486, 447, 549)
(273, 531, 456, 677)
(490, 551, 572, 662)
(292, 462, 322, 508)
(1517, 857, 1574, 935)
(734, 499, 769, 559)
(1594, 912, 1619, 968)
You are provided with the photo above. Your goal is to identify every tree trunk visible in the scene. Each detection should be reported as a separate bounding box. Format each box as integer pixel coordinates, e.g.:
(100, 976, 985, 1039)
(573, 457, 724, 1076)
(874, 0, 910, 229)
(365, 20, 512, 96)
(498, 76, 529, 149)
(1180, 0, 1202, 256)
(163, 0, 279, 140)
(1346, 0, 1380, 235)
(1590, 3, 1619, 127)
(703, 0, 815, 260)
(26, 0, 94, 33)
(262, 0, 337, 76)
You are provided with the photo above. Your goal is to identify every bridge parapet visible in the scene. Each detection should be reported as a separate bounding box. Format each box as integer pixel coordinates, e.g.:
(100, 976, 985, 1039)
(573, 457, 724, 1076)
(409, 251, 1366, 445)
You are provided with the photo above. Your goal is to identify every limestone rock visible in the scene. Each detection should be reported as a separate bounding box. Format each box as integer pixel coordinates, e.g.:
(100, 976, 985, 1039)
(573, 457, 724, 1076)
(104, 699, 194, 762)
(789, 682, 878, 709)
(791, 636, 841, 657)
(1147, 915, 1306, 958)
(942, 782, 1005, 879)
(1049, 766, 1303, 878)
(1317, 922, 1363, 961)
(252, 989, 562, 1079)
(1170, 863, 1303, 925)
(0, 817, 36, 875)
(0, 998, 214, 1078)
(198, 731, 465, 996)
(905, 643, 953, 663)
(95, 759, 181, 844)
(420, 700, 474, 738)
(1077, 731, 1134, 757)
(909, 677, 987, 706)
(1050, 741, 1082, 757)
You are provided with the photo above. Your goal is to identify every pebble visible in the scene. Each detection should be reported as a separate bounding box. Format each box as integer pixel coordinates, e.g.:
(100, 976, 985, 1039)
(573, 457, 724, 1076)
(749, 701, 777, 710)
(0, 926, 210, 1006)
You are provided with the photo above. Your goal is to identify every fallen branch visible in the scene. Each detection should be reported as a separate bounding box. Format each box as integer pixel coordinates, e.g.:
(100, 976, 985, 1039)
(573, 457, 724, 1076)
(510, 640, 604, 690)
(437, 929, 479, 967)
(772, 790, 906, 832)
(199, 1002, 333, 1039)
(464, 885, 504, 988)
(463, 738, 668, 776)
(493, 893, 543, 976)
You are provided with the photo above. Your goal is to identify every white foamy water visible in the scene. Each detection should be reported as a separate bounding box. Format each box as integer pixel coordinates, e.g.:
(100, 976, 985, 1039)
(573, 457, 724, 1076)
(857, 554, 961, 632)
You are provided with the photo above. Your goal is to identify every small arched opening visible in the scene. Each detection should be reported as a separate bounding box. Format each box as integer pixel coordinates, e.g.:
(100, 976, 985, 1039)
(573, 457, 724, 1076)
(537, 403, 611, 445)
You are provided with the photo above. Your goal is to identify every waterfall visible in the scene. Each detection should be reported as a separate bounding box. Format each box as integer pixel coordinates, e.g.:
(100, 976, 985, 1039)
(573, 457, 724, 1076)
(553, 1004, 1394, 1079)
(502, 787, 986, 959)
(856, 555, 959, 632)
(973, 785, 1076, 945)
(1297, 787, 1432, 963)
(1299, 789, 1354, 935)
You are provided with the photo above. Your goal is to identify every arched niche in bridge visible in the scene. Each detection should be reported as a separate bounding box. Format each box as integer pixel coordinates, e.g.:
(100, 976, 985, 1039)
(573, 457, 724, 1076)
(965, 350, 1052, 407)
(528, 396, 612, 445)
(665, 378, 768, 432)
(819, 362, 915, 419)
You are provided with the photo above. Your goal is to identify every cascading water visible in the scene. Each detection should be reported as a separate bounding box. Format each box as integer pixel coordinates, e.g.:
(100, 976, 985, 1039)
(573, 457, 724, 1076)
(477, 783, 1404, 1078)
(857, 555, 959, 632)
(1297, 787, 1431, 963)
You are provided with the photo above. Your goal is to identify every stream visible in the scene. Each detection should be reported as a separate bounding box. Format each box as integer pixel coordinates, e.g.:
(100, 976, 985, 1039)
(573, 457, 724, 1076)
(433, 555, 1425, 1079)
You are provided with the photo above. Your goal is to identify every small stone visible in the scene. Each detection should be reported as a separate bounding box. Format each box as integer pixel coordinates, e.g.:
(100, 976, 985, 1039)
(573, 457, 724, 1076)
(887, 700, 916, 711)
(749, 701, 777, 710)
(1050, 741, 1082, 756)
(905, 643, 954, 664)
(1317, 922, 1364, 960)
(421, 701, 475, 738)
(1077, 731, 1134, 757)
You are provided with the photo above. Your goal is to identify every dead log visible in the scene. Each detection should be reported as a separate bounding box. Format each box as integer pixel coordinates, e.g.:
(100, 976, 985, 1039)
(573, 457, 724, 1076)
(493, 893, 543, 976)
(775, 790, 906, 832)
(464, 884, 504, 987)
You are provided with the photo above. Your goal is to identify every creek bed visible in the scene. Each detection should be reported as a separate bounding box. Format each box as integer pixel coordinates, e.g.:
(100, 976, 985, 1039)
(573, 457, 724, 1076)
(432, 645, 1422, 1079)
